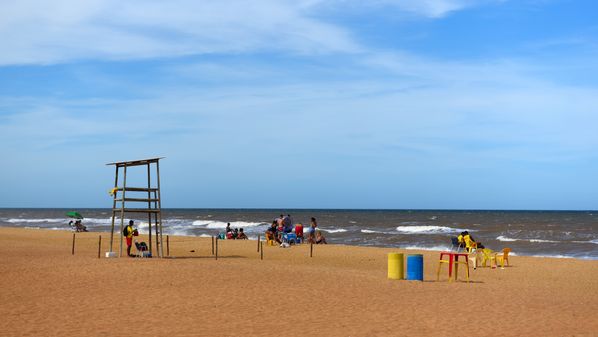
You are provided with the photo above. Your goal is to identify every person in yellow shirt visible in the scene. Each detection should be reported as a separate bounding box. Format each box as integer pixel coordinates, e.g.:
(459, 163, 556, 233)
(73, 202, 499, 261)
(457, 232, 466, 251)
(124, 220, 135, 257)
(463, 231, 477, 252)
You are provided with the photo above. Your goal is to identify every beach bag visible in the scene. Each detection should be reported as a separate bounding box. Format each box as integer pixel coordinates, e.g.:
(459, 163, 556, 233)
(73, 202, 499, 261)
(122, 226, 128, 236)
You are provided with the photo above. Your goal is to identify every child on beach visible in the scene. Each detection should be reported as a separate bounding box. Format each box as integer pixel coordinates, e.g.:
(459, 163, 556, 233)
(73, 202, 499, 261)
(315, 230, 327, 244)
(237, 228, 248, 240)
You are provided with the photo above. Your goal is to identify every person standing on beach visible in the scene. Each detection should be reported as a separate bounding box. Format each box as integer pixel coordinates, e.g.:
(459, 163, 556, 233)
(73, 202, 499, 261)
(308, 217, 318, 244)
(283, 214, 293, 233)
(124, 220, 135, 257)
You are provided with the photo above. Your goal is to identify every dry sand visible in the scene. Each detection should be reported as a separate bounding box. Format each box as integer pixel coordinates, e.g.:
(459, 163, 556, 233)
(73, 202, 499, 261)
(1, 227, 597, 337)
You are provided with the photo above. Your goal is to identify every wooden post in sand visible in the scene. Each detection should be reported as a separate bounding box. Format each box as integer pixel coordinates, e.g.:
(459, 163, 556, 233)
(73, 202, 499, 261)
(211, 236, 214, 255)
(166, 235, 170, 256)
(98, 236, 102, 258)
(257, 235, 260, 253)
(72, 233, 76, 255)
(215, 238, 219, 260)
(260, 242, 263, 260)
(310, 242, 313, 258)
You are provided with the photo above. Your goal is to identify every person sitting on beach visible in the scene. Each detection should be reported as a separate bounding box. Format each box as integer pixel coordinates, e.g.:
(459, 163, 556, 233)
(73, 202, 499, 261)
(233, 228, 239, 239)
(75, 220, 87, 232)
(315, 230, 327, 244)
(307, 217, 318, 244)
(266, 221, 281, 244)
(463, 231, 479, 252)
(457, 232, 466, 251)
(237, 228, 248, 240)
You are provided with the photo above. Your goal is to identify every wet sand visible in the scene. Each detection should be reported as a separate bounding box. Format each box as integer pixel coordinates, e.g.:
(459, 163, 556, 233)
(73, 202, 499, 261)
(1, 227, 597, 337)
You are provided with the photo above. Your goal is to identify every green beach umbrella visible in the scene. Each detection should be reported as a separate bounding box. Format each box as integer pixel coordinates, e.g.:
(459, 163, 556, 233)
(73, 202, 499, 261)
(66, 211, 83, 219)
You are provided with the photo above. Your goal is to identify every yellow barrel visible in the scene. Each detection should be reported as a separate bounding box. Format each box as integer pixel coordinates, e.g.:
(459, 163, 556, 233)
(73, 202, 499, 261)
(387, 253, 404, 280)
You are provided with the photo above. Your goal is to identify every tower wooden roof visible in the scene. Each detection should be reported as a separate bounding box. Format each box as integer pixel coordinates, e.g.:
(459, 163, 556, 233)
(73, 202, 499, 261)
(106, 157, 164, 167)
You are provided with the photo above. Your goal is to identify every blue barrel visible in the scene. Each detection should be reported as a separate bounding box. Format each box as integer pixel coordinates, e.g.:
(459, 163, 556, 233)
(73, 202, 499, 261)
(406, 254, 424, 281)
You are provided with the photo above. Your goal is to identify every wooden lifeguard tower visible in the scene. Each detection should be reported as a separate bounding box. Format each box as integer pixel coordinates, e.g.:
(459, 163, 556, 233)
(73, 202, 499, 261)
(106, 157, 164, 258)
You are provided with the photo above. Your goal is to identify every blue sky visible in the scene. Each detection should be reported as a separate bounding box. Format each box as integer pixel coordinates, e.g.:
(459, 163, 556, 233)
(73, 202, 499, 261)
(1, 0, 597, 209)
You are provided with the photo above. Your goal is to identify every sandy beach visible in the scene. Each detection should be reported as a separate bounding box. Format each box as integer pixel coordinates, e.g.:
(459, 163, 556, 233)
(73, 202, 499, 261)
(1, 227, 597, 337)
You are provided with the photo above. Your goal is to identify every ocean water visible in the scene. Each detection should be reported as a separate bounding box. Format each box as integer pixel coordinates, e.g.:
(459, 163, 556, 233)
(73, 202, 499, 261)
(1, 208, 597, 260)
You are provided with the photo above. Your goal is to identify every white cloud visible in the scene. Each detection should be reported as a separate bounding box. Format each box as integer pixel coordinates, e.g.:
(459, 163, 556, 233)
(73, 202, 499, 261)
(1, 48, 597, 208)
(0, 0, 496, 66)
(305, 0, 488, 18)
(372, 0, 475, 18)
(0, 0, 360, 65)
(3, 54, 596, 164)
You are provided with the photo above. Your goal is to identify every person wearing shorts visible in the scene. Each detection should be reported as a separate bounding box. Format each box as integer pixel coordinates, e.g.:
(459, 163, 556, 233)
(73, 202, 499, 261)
(124, 220, 135, 257)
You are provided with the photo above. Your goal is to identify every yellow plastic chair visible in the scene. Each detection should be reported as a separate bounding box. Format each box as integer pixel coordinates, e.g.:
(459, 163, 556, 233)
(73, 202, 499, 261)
(481, 249, 497, 269)
(495, 248, 511, 268)
(265, 234, 277, 246)
(464, 235, 477, 253)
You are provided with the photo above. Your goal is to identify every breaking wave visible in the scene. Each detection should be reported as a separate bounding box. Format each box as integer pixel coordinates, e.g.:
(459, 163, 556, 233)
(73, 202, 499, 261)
(395, 225, 467, 235)
(497, 236, 559, 243)
(320, 228, 347, 233)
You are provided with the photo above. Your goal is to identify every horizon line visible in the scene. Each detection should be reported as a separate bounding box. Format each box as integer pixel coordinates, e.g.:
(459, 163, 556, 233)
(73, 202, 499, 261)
(0, 207, 596, 212)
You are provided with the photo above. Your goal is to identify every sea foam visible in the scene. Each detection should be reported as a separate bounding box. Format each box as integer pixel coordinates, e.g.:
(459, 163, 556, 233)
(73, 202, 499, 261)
(497, 236, 559, 243)
(320, 228, 347, 233)
(191, 220, 266, 229)
(395, 225, 466, 235)
(400, 244, 453, 252)
(6, 218, 65, 223)
(361, 229, 385, 234)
